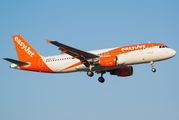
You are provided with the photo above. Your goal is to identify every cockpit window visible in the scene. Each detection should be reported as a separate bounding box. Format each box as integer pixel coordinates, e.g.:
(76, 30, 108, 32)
(159, 46, 169, 48)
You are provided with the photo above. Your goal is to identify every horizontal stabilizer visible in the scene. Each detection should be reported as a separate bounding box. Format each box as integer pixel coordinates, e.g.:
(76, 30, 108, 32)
(3, 58, 29, 66)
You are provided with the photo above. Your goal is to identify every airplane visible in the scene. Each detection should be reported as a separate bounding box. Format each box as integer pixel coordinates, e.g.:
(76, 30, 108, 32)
(3, 35, 176, 83)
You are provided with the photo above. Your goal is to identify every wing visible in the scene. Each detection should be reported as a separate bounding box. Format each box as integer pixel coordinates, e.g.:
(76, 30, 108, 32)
(46, 39, 99, 62)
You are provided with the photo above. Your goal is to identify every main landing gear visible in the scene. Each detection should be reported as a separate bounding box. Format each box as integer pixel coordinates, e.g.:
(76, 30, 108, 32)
(150, 61, 156, 72)
(98, 72, 106, 83)
(87, 71, 106, 83)
(87, 71, 94, 77)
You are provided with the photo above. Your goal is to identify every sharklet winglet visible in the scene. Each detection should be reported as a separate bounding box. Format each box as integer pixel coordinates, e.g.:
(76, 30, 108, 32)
(46, 39, 51, 44)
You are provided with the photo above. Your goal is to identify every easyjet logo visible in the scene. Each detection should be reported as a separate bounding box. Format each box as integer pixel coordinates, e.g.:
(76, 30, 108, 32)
(14, 37, 34, 57)
(121, 45, 145, 51)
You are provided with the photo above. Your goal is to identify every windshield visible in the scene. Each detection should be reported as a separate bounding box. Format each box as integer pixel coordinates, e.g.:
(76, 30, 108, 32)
(159, 46, 169, 48)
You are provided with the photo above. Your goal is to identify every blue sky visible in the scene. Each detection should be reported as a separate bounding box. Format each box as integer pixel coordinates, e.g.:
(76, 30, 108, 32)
(0, 0, 179, 120)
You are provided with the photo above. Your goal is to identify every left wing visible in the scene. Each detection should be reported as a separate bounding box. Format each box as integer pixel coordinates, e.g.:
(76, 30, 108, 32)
(46, 39, 99, 62)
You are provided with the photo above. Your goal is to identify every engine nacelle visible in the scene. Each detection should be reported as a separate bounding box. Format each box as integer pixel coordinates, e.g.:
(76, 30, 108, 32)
(110, 66, 133, 77)
(99, 56, 125, 67)
(100, 56, 118, 67)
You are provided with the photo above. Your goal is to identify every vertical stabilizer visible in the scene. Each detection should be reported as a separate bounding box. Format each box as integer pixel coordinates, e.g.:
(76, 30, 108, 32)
(12, 35, 40, 61)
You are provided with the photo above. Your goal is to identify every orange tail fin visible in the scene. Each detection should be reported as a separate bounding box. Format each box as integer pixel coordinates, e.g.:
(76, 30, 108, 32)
(12, 35, 40, 62)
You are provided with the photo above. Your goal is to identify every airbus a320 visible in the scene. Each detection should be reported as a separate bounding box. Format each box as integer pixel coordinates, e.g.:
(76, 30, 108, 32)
(4, 35, 176, 83)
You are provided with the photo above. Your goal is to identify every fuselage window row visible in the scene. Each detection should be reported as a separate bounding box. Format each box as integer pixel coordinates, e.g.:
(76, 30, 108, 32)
(98, 47, 146, 55)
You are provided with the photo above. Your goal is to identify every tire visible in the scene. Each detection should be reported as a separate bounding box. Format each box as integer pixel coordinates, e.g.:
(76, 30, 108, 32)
(87, 71, 94, 77)
(152, 68, 156, 72)
(98, 77, 105, 83)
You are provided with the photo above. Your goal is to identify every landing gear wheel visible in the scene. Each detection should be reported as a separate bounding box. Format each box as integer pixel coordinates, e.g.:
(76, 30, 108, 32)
(150, 61, 156, 73)
(98, 77, 105, 83)
(87, 71, 94, 77)
(152, 68, 156, 72)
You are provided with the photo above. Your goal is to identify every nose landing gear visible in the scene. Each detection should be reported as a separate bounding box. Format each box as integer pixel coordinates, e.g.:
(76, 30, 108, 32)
(150, 61, 156, 72)
(152, 68, 156, 72)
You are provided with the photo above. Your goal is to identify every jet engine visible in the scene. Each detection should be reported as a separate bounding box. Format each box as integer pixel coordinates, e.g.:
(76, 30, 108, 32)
(110, 66, 133, 77)
(100, 56, 118, 67)
(99, 56, 125, 67)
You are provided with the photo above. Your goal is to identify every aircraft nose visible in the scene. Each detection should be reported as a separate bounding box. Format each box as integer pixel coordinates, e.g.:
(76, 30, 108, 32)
(170, 49, 176, 57)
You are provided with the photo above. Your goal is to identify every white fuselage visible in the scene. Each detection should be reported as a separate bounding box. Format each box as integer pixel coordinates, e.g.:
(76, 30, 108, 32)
(41, 46, 176, 73)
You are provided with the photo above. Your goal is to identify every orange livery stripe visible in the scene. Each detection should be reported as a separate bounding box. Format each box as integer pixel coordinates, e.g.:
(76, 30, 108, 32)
(62, 61, 87, 71)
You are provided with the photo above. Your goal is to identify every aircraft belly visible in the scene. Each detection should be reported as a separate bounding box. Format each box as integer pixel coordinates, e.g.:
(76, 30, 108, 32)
(60, 67, 77, 73)
(75, 64, 88, 71)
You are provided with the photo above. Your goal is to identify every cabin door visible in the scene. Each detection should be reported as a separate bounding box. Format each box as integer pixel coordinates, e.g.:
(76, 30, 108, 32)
(147, 43, 153, 54)
(38, 58, 44, 68)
